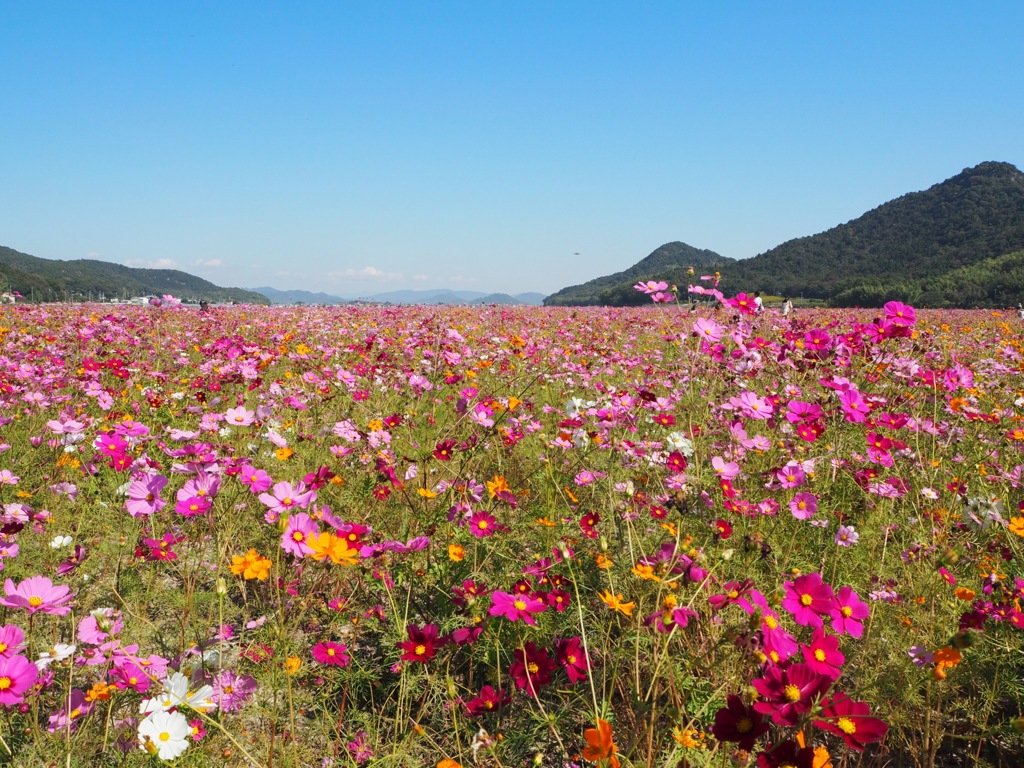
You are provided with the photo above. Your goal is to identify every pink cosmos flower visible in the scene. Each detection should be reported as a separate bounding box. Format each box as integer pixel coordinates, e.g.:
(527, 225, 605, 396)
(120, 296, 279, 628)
(711, 456, 740, 481)
(0, 655, 38, 706)
(776, 463, 805, 489)
(224, 406, 255, 427)
(260, 481, 316, 517)
(468, 510, 497, 538)
(830, 586, 870, 638)
(883, 300, 916, 327)
(0, 625, 25, 658)
(124, 473, 168, 517)
(488, 590, 547, 625)
(0, 576, 73, 615)
(634, 280, 668, 295)
(782, 573, 834, 628)
(789, 492, 818, 520)
(238, 465, 273, 493)
(281, 513, 318, 558)
(692, 318, 725, 343)
(838, 388, 870, 422)
(212, 669, 258, 712)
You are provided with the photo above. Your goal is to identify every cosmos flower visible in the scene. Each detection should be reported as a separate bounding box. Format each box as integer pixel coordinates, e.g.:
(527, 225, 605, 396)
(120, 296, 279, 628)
(0, 576, 74, 616)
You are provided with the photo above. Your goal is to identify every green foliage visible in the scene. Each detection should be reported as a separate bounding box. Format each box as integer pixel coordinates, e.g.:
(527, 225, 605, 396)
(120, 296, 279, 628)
(548, 162, 1024, 308)
(0, 245, 270, 304)
(544, 242, 734, 306)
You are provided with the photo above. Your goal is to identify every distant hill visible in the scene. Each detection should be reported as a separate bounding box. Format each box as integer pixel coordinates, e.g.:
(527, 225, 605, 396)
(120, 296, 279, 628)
(721, 161, 1024, 305)
(544, 241, 734, 306)
(251, 287, 349, 305)
(545, 162, 1024, 308)
(0, 246, 269, 304)
(472, 292, 546, 305)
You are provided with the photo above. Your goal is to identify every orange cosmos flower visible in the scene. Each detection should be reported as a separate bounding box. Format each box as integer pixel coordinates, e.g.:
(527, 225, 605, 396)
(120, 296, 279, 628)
(308, 532, 360, 566)
(599, 590, 635, 617)
(230, 549, 272, 580)
(581, 718, 620, 768)
(486, 475, 510, 498)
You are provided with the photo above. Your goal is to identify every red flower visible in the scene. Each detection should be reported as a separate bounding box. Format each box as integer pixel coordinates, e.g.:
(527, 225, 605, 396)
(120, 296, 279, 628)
(756, 739, 815, 768)
(464, 685, 511, 717)
(711, 694, 769, 751)
(397, 624, 444, 664)
(432, 440, 456, 462)
(813, 693, 889, 751)
(509, 641, 556, 694)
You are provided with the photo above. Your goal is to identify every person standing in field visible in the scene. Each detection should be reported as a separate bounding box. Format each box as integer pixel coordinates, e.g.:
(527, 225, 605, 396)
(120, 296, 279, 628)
(753, 291, 764, 314)
(782, 297, 793, 317)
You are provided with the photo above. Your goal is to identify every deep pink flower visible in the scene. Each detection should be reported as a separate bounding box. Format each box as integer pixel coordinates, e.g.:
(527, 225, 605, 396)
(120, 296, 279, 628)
(0, 576, 73, 615)
(830, 586, 870, 638)
(788, 492, 818, 520)
(212, 669, 258, 712)
(312, 641, 350, 667)
(555, 636, 590, 683)
(801, 628, 845, 679)
(883, 301, 916, 327)
(782, 573, 834, 628)
(752, 662, 831, 726)
(488, 591, 547, 625)
(0, 625, 25, 658)
(813, 692, 889, 750)
(468, 510, 497, 538)
(0, 655, 37, 706)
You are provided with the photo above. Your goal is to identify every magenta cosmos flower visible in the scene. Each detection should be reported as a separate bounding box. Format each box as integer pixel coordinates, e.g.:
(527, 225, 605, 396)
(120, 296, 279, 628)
(124, 473, 168, 517)
(312, 641, 350, 667)
(752, 662, 831, 726)
(782, 573, 834, 628)
(0, 576, 73, 615)
(0, 655, 37, 706)
(281, 513, 318, 558)
(801, 628, 845, 679)
(830, 586, 870, 637)
(813, 693, 889, 750)
(488, 590, 547, 625)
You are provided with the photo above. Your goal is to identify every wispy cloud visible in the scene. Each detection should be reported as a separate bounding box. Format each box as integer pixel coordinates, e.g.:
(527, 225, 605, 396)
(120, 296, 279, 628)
(192, 258, 224, 268)
(125, 258, 178, 269)
(327, 266, 403, 281)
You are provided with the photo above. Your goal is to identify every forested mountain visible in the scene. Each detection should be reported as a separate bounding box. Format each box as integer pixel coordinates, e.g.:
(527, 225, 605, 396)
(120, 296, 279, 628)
(0, 246, 269, 304)
(545, 162, 1024, 308)
(544, 241, 734, 306)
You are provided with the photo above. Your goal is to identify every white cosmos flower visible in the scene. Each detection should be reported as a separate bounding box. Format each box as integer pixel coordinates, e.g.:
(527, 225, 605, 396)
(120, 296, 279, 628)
(35, 643, 77, 670)
(138, 709, 192, 760)
(140, 671, 217, 714)
(49, 535, 73, 549)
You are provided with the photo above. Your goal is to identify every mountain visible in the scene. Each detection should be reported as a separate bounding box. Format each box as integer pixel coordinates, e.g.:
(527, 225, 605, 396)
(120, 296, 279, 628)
(251, 287, 349, 305)
(544, 162, 1024, 308)
(544, 241, 734, 306)
(720, 161, 1024, 305)
(0, 246, 269, 304)
(471, 292, 546, 305)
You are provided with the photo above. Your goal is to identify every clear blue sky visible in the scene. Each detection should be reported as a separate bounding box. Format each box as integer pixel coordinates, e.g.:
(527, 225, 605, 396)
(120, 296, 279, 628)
(2, 2, 1022, 297)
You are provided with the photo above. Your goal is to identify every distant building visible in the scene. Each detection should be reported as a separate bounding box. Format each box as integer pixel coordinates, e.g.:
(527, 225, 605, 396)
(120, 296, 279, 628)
(0, 292, 16, 304)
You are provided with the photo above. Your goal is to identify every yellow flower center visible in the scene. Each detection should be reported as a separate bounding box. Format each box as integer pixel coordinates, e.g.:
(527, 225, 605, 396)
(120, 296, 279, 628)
(0, 677, 10, 690)
(841, 606, 853, 617)
(0, 643, 7, 654)
(764, 616, 777, 629)
(513, 599, 527, 611)
(800, 594, 813, 606)
(527, 662, 539, 674)
(838, 717, 857, 734)
(814, 649, 826, 661)
(736, 717, 752, 733)
(567, 655, 576, 664)
(415, 645, 426, 656)
(784, 684, 801, 702)
(728, 590, 739, 599)
(28, 596, 43, 608)
(159, 732, 171, 742)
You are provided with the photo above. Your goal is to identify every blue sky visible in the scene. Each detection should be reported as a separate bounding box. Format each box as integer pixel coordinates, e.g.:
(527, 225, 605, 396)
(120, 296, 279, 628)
(2, 2, 1022, 297)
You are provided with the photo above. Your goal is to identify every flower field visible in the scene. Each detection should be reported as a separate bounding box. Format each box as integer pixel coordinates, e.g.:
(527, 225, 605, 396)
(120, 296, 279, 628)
(1, 298, 1023, 767)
